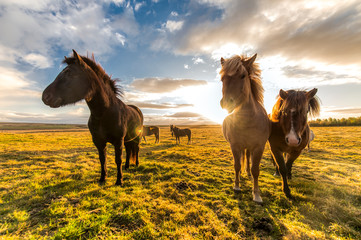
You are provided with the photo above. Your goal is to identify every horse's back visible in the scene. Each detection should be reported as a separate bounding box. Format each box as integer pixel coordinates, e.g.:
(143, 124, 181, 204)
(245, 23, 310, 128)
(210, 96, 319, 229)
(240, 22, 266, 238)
(127, 105, 143, 123)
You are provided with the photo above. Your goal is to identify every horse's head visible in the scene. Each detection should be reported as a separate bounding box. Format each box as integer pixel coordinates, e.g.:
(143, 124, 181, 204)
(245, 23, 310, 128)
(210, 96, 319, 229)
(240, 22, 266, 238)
(277, 88, 319, 147)
(42, 50, 96, 108)
(220, 54, 258, 113)
(170, 125, 174, 136)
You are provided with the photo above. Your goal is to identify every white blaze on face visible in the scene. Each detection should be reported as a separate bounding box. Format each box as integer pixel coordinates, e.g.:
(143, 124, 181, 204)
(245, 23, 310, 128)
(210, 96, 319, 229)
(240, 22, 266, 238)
(285, 108, 300, 146)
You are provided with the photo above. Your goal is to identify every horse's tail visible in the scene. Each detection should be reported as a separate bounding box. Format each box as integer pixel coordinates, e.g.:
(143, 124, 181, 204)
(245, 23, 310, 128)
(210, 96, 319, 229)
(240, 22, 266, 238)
(125, 141, 140, 165)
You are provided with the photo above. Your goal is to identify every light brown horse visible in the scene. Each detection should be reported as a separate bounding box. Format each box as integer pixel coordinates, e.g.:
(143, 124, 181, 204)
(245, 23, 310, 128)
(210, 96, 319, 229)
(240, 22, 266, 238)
(142, 126, 160, 143)
(268, 89, 320, 198)
(220, 54, 271, 203)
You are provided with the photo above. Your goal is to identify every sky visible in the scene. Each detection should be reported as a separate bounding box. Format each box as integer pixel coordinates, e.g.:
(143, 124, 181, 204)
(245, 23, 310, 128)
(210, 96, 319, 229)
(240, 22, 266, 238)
(0, 0, 360, 125)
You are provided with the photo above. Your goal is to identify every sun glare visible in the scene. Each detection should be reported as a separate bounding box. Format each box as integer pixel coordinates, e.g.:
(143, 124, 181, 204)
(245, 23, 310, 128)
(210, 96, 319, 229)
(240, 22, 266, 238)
(176, 83, 228, 124)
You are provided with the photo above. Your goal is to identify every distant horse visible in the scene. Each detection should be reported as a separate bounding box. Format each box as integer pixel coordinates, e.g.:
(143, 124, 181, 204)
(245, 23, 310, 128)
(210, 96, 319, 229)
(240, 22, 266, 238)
(142, 126, 160, 143)
(42, 50, 143, 186)
(220, 54, 271, 203)
(268, 89, 320, 196)
(308, 129, 315, 151)
(170, 125, 191, 144)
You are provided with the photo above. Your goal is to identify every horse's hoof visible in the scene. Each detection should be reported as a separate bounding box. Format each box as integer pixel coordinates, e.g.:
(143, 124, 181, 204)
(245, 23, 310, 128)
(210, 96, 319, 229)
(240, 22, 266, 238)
(253, 195, 263, 203)
(98, 180, 106, 185)
(273, 172, 280, 177)
(233, 186, 241, 192)
(124, 165, 129, 170)
(115, 180, 123, 186)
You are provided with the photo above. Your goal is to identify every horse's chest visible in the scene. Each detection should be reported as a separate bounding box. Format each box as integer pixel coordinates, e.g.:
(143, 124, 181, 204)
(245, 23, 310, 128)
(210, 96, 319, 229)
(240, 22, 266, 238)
(89, 121, 125, 143)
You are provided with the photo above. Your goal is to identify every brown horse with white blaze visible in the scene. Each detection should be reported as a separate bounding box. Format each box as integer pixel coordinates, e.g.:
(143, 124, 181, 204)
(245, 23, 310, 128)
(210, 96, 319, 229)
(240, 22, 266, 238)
(268, 89, 320, 198)
(42, 50, 143, 186)
(220, 54, 271, 203)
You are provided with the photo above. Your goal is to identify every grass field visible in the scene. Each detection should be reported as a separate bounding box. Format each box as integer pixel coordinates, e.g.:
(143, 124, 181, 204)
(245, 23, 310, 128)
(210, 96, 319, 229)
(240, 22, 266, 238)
(0, 125, 360, 239)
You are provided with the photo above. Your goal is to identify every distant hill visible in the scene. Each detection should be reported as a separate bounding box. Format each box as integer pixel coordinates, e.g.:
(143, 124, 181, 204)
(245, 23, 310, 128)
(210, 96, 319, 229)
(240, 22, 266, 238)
(0, 122, 87, 130)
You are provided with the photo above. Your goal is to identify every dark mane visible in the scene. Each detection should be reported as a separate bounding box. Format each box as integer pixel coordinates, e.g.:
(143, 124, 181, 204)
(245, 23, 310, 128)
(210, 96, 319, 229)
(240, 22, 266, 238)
(63, 55, 123, 98)
(270, 90, 320, 122)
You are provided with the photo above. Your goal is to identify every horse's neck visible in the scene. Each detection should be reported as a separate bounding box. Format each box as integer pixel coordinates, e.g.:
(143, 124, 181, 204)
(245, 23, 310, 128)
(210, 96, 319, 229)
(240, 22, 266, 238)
(86, 84, 119, 117)
(235, 94, 260, 114)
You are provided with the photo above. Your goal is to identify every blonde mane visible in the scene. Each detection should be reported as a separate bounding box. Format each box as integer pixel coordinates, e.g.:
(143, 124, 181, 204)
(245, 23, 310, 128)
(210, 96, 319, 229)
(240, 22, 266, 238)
(220, 55, 264, 105)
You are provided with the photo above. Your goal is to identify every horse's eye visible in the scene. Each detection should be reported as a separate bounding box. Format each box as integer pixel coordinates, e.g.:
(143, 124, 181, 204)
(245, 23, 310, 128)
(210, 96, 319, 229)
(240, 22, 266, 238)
(241, 73, 246, 79)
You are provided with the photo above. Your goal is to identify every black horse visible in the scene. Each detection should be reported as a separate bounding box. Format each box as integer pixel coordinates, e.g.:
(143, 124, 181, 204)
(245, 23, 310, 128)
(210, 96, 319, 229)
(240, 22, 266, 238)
(170, 125, 191, 144)
(142, 126, 160, 143)
(42, 50, 143, 186)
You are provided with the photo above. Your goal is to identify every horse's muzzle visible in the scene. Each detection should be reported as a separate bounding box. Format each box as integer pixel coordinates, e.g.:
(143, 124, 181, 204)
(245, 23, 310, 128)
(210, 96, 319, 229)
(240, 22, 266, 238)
(220, 98, 234, 113)
(285, 135, 302, 147)
(42, 91, 62, 108)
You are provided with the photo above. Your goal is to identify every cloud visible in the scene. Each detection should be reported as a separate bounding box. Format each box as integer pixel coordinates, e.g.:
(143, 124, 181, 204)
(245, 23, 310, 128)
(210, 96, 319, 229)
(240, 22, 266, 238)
(134, 2, 145, 11)
(165, 20, 184, 32)
(184, 64, 190, 69)
(22, 53, 52, 69)
(0, 1, 140, 67)
(325, 107, 361, 114)
(192, 57, 205, 64)
(281, 65, 361, 85)
(154, 0, 361, 66)
(127, 101, 193, 109)
(166, 112, 202, 118)
(130, 77, 207, 93)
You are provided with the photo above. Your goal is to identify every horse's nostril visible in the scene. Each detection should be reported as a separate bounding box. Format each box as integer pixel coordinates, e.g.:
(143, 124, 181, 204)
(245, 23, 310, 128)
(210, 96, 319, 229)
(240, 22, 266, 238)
(42, 93, 50, 103)
(298, 137, 302, 145)
(285, 137, 289, 144)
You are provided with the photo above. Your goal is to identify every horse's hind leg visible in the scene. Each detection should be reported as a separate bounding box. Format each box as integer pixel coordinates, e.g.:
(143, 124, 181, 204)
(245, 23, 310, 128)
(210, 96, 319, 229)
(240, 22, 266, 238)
(124, 142, 131, 170)
(250, 148, 265, 203)
(114, 142, 123, 186)
(245, 149, 251, 179)
(135, 143, 140, 166)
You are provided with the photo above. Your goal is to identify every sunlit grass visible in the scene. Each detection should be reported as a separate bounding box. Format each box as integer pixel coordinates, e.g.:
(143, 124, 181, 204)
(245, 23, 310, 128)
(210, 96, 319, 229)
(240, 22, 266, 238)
(0, 126, 360, 239)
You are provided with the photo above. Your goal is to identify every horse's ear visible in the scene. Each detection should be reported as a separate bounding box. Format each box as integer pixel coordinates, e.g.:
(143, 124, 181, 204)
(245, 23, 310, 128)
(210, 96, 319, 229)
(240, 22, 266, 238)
(306, 88, 318, 100)
(72, 49, 83, 64)
(245, 53, 257, 66)
(279, 89, 288, 100)
(220, 57, 225, 66)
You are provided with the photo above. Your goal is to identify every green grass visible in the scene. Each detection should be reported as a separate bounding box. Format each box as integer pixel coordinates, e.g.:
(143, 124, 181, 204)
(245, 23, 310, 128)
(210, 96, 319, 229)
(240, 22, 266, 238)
(0, 126, 360, 239)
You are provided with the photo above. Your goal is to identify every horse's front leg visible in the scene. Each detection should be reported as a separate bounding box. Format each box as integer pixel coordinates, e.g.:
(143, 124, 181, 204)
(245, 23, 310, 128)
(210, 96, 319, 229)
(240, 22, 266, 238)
(250, 148, 265, 203)
(231, 145, 243, 192)
(95, 142, 107, 184)
(270, 148, 292, 198)
(285, 152, 301, 180)
(114, 142, 123, 186)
